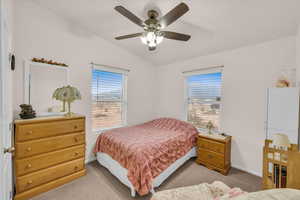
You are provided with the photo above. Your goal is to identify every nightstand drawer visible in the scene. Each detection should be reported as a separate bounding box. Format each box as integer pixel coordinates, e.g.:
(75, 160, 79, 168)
(198, 149, 224, 169)
(198, 138, 225, 154)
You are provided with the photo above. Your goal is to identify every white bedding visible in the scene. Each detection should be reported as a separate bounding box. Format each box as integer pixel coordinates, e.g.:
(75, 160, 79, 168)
(151, 182, 300, 200)
(97, 147, 197, 197)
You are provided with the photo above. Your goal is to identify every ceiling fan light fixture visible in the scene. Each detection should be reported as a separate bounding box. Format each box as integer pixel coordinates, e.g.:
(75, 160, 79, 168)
(140, 31, 164, 49)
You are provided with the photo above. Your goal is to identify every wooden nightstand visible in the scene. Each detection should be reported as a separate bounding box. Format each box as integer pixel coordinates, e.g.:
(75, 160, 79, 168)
(196, 134, 231, 175)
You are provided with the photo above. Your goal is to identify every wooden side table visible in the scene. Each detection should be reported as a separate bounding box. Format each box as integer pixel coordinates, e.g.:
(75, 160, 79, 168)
(196, 134, 231, 175)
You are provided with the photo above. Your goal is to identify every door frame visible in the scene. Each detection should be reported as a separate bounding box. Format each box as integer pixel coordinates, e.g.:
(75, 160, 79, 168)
(0, 0, 5, 197)
(0, 0, 4, 195)
(0, 0, 5, 199)
(0, 0, 13, 199)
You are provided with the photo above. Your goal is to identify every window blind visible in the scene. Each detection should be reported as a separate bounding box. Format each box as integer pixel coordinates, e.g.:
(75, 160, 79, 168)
(92, 69, 125, 130)
(186, 72, 222, 130)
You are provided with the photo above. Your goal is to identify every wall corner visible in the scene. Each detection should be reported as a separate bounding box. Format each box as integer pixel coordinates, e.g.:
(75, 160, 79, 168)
(296, 25, 300, 85)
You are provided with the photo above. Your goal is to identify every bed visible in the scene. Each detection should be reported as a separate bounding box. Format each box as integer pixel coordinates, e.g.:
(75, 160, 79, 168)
(93, 118, 198, 197)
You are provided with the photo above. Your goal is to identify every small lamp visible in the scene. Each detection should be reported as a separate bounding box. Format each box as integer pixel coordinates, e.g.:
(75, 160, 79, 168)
(273, 133, 291, 150)
(53, 87, 66, 112)
(52, 85, 81, 116)
(206, 121, 214, 135)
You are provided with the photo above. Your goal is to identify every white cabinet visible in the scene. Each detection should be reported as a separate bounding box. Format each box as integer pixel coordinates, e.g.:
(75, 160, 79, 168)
(266, 88, 300, 144)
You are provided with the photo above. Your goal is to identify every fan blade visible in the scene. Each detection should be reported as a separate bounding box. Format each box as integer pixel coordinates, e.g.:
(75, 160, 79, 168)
(162, 31, 191, 41)
(115, 33, 143, 40)
(115, 6, 144, 27)
(159, 3, 189, 28)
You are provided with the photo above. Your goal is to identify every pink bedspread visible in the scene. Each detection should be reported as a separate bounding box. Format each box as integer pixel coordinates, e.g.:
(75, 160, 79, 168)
(94, 118, 198, 196)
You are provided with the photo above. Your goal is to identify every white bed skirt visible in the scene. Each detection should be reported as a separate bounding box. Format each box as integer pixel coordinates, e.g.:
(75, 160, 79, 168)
(97, 147, 196, 197)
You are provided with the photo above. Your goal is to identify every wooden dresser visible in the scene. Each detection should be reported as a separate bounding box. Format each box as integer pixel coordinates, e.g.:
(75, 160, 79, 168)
(13, 115, 86, 200)
(196, 134, 231, 175)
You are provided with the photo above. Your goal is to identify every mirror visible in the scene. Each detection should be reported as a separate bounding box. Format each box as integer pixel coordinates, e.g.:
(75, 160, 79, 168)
(24, 61, 69, 116)
(266, 88, 299, 145)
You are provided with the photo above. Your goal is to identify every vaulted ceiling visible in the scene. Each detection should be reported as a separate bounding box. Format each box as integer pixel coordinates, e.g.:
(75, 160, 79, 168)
(31, 0, 300, 66)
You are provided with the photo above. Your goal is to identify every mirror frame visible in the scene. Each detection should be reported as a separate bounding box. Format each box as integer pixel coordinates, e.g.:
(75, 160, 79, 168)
(23, 59, 70, 105)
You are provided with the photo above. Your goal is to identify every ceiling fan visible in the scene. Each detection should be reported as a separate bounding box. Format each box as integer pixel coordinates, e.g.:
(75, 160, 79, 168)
(114, 3, 191, 51)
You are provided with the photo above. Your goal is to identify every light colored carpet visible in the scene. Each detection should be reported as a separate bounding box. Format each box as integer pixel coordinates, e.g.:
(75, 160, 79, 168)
(31, 159, 262, 200)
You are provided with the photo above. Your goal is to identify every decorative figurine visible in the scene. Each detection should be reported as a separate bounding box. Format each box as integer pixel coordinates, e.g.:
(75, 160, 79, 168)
(19, 104, 36, 119)
(276, 79, 290, 88)
(275, 68, 296, 88)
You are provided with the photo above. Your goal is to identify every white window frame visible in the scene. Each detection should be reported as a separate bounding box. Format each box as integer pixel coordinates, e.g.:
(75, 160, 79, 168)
(183, 66, 223, 133)
(91, 64, 128, 133)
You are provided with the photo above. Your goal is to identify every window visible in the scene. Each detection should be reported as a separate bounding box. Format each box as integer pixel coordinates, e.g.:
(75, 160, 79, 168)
(185, 71, 222, 131)
(91, 68, 127, 130)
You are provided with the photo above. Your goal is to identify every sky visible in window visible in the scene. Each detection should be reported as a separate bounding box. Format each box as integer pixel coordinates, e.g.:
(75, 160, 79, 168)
(187, 72, 222, 100)
(92, 69, 123, 101)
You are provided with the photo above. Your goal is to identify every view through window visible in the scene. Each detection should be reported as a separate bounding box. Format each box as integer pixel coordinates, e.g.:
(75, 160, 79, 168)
(92, 69, 125, 130)
(186, 72, 222, 130)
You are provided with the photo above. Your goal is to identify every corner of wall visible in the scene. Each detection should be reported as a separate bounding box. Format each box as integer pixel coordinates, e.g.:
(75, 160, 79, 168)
(296, 25, 300, 85)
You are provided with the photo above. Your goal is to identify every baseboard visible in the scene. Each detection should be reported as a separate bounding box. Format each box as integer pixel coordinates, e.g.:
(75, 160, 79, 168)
(85, 155, 96, 164)
(232, 164, 262, 177)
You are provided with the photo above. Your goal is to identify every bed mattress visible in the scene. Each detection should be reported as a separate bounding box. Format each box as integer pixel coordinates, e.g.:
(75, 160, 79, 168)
(97, 147, 196, 197)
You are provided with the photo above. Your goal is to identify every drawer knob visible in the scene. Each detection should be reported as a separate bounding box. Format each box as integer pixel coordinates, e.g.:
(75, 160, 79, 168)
(74, 166, 79, 171)
(26, 147, 32, 152)
(27, 180, 33, 185)
(74, 152, 79, 156)
(208, 154, 213, 159)
(26, 131, 33, 135)
(74, 125, 78, 129)
(74, 137, 79, 142)
(26, 164, 32, 168)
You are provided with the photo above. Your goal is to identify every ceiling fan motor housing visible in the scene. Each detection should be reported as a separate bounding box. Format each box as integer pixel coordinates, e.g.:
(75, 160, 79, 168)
(148, 10, 159, 19)
(145, 10, 160, 28)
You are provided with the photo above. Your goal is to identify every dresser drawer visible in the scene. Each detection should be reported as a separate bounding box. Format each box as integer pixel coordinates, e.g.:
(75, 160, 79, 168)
(15, 119, 84, 142)
(15, 145, 85, 176)
(16, 158, 84, 193)
(198, 138, 225, 154)
(15, 132, 85, 159)
(198, 149, 224, 169)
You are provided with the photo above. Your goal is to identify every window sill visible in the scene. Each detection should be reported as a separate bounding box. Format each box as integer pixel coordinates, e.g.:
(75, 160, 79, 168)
(93, 124, 127, 135)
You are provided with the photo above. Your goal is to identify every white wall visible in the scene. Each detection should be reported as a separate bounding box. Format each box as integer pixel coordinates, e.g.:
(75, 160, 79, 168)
(13, 1, 157, 162)
(155, 37, 296, 176)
